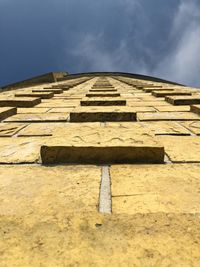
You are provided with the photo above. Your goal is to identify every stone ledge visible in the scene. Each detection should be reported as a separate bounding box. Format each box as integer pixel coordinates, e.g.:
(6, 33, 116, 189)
(70, 107, 136, 122)
(0, 98, 41, 107)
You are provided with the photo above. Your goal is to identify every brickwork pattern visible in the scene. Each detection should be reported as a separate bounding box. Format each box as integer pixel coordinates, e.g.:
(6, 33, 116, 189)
(0, 74, 200, 266)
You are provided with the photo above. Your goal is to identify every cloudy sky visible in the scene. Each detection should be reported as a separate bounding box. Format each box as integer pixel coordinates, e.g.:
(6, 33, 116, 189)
(0, 0, 200, 87)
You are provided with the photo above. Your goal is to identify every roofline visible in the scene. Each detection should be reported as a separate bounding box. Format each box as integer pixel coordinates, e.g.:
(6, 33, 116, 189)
(1, 71, 184, 90)
(62, 72, 184, 86)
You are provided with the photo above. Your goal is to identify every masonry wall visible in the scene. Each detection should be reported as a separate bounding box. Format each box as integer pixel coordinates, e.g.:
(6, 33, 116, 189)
(0, 74, 199, 266)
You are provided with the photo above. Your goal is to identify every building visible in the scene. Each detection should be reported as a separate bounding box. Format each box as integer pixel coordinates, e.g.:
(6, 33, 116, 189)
(0, 72, 200, 266)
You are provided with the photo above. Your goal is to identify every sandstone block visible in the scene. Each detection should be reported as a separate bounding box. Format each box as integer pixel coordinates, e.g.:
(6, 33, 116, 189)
(40, 126, 164, 164)
(138, 112, 200, 121)
(157, 136, 200, 162)
(89, 88, 117, 92)
(81, 97, 126, 106)
(166, 96, 200, 105)
(86, 92, 120, 97)
(15, 92, 54, 99)
(152, 90, 191, 97)
(0, 107, 17, 121)
(154, 105, 190, 112)
(4, 113, 69, 123)
(32, 89, 63, 94)
(190, 104, 200, 115)
(0, 98, 41, 107)
(180, 121, 200, 135)
(111, 164, 200, 214)
(0, 123, 26, 137)
(70, 106, 136, 122)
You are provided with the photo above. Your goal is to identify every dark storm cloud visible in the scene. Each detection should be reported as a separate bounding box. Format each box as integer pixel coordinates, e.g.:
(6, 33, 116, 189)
(1, 0, 200, 87)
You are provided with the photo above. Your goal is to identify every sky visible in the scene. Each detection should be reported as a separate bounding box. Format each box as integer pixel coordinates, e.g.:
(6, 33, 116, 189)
(0, 0, 200, 87)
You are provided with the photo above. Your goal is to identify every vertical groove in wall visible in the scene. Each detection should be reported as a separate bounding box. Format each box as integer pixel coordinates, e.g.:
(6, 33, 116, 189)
(99, 166, 112, 214)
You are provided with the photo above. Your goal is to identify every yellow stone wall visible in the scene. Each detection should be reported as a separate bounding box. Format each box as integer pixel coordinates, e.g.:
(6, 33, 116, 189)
(0, 74, 200, 266)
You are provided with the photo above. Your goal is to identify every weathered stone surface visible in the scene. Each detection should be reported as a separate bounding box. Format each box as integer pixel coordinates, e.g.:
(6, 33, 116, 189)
(89, 88, 117, 92)
(15, 92, 54, 99)
(0, 123, 27, 137)
(140, 121, 191, 135)
(166, 96, 200, 105)
(190, 104, 200, 115)
(157, 136, 200, 162)
(0, 98, 41, 107)
(70, 107, 136, 122)
(32, 88, 63, 94)
(40, 126, 164, 164)
(0, 211, 199, 266)
(4, 113, 69, 123)
(180, 121, 200, 135)
(81, 98, 126, 106)
(86, 92, 120, 97)
(154, 105, 190, 112)
(127, 101, 170, 107)
(111, 164, 200, 213)
(0, 107, 17, 121)
(144, 87, 172, 92)
(138, 112, 200, 121)
(17, 108, 50, 114)
(152, 90, 191, 97)
(0, 137, 44, 163)
(47, 107, 75, 113)
(0, 165, 101, 215)
(36, 102, 78, 108)
(17, 122, 101, 137)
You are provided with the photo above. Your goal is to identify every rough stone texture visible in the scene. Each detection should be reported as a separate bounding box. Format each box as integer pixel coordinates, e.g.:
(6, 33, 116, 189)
(152, 90, 191, 97)
(40, 126, 164, 164)
(86, 92, 120, 97)
(89, 88, 117, 92)
(0, 107, 17, 121)
(0, 137, 45, 163)
(180, 121, 200, 135)
(17, 107, 51, 114)
(4, 113, 69, 122)
(0, 75, 200, 266)
(137, 112, 200, 121)
(140, 121, 191, 135)
(0, 123, 27, 137)
(81, 98, 126, 106)
(0, 97, 41, 107)
(70, 106, 136, 122)
(190, 104, 200, 115)
(154, 105, 190, 112)
(166, 96, 200, 105)
(32, 88, 63, 94)
(127, 101, 170, 107)
(111, 164, 200, 213)
(15, 92, 54, 99)
(157, 136, 200, 162)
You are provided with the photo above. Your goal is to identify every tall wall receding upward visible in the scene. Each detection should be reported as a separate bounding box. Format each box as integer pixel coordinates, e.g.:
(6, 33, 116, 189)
(0, 72, 200, 266)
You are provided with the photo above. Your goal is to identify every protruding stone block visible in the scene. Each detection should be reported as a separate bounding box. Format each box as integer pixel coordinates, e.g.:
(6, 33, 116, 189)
(32, 89, 63, 94)
(166, 96, 200, 105)
(15, 92, 54, 99)
(89, 88, 117, 92)
(70, 107, 136, 122)
(40, 127, 164, 164)
(81, 98, 126, 106)
(0, 98, 41, 107)
(190, 105, 200, 115)
(0, 107, 17, 121)
(152, 90, 191, 97)
(86, 92, 120, 97)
